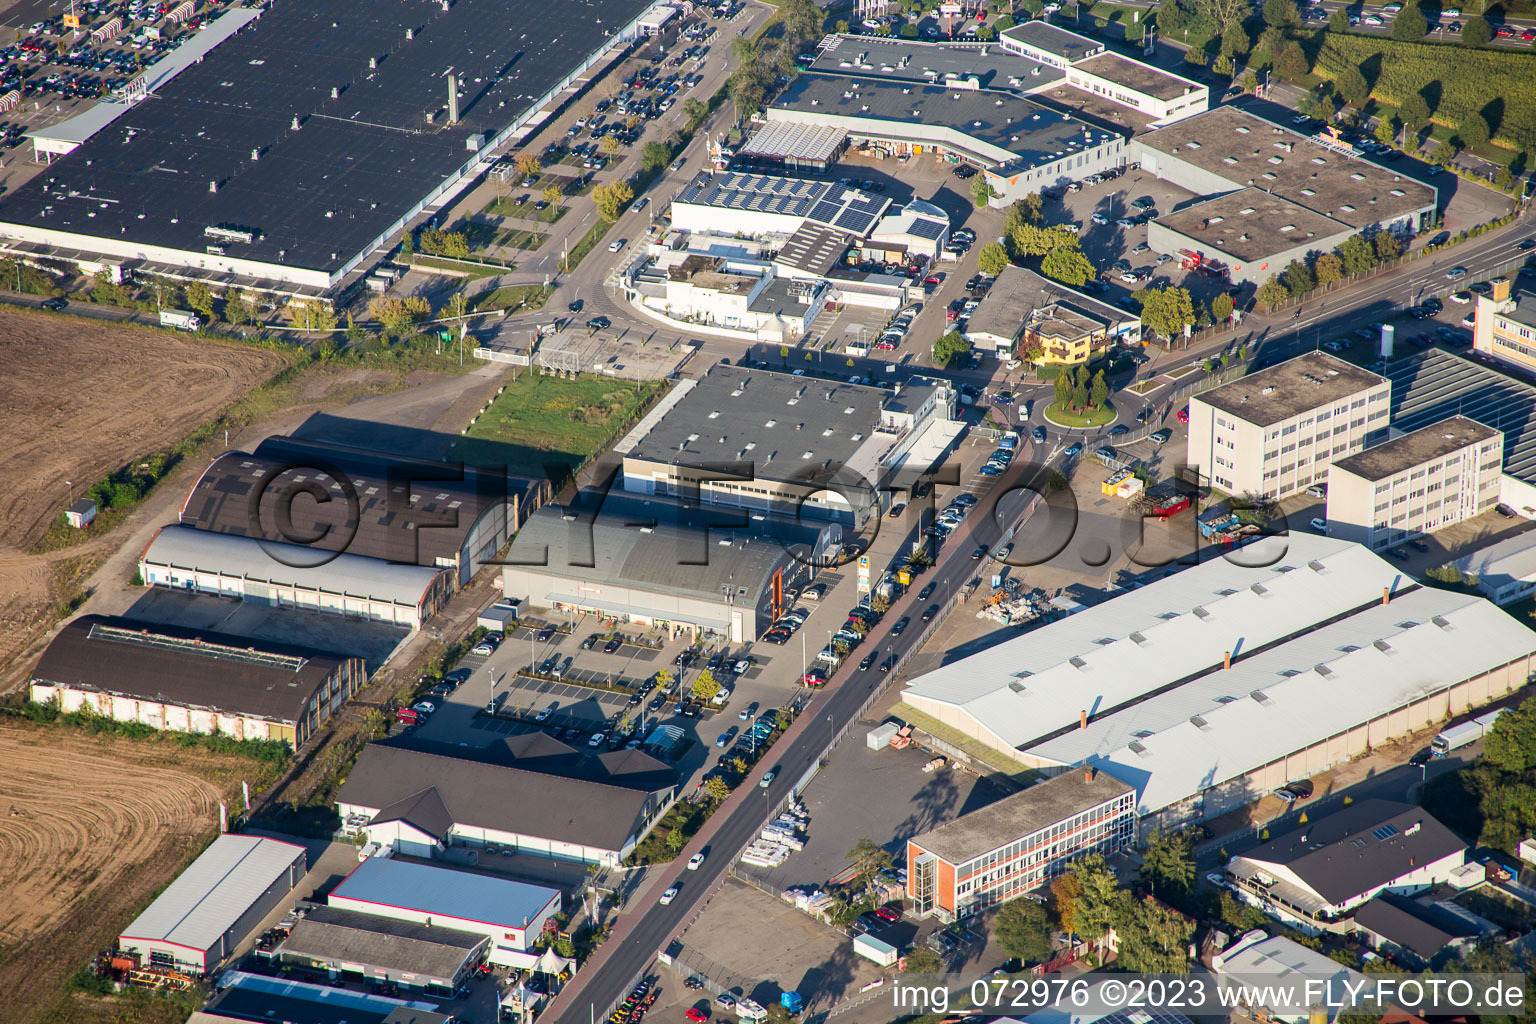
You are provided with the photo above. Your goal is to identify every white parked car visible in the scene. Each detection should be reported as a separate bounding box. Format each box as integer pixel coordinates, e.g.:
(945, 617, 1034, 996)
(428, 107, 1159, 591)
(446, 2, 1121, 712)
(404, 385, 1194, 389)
(588, 732, 606, 747)
(660, 886, 680, 905)
(687, 852, 706, 870)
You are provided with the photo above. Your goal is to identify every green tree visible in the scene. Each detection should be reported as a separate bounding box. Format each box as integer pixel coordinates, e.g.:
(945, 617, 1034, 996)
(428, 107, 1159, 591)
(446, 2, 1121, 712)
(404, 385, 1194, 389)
(291, 299, 339, 332)
(1254, 277, 1290, 309)
(1114, 898, 1195, 972)
(1243, 70, 1258, 93)
(1053, 369, 1072, 408)
(835, 18, 850, 32)
(1373, 231, 1401, 262)
(1213, 53, 1234, 77)
(1157, 0, 1184, 35)
(994, 898, 1054, 965)
(1212, 292, 1235, 321)
(1140, 828, 1197, 895)
(1458, 111, 1490, 150)
(90, 270, 127, 306)
(224, 290, 253, 326)
(1313, 251, 1344, 287)
(666, 826, 690, 851)
(592, 180, 635, 221)
(1089, 369, 1109, 411)
(848, 836, 894, 894)
(1138, 286, 1196, 340)
(543, 183, 564, 207)
(899, 21, 919, 36)
(1275, 40, 1309, 81)
(369, 295, 428, 334)
(970, 175, 997, 208)
(704, 776, 731, 801)
(1004, 194, 1044, 234)
(641, 141, 672, 175)
(514, 153, 542, 180)
(1399, 92, 1431, 133)
(1374, 115, 1398, 147)
(996, 14, 1016, 29)
(1391, 0, 1427, 38)
(933, 330, 973, 368)
(903, 946, 944, 973)
(1329, 5, 1349, 31)
(1280, 259, 1315, 295)
(976, 23, 995, 39)
(186, 280, 215, 322)
(691, 669, 722, 702)
(1071, 367, 1089, 410)
(682, 97, 709, 134)
(1041, 247, 1096, 287)
(1462, 15, 1492, 46)
(977, 241, 1010, 276)
(1262, 0, 1297, 27)
(1336, 233, 1376, 275)
(1337, 66, 1369, 107)
(1066, 854, 1121, 951)
(1051, 869, 1085, 938)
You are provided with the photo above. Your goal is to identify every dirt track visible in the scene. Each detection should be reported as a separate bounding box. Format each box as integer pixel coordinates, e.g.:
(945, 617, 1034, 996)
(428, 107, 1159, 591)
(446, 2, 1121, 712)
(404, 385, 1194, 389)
(0, 311, 285, 670)
(0, 726, 225, 1016)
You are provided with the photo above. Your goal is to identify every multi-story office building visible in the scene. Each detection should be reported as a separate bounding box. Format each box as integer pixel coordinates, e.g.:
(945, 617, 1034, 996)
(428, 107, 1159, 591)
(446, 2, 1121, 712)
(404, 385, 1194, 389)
(1326, 416, 1502, 550)
(1472, 276, 1536, 373)
(906, 769, 1134, 921)
(1187, 351, 1390, 499)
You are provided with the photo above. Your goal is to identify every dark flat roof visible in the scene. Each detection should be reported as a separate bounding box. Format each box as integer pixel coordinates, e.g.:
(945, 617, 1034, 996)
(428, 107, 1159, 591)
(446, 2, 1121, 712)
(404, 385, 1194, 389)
(32, 614, 355, 723)
(281, 905, 487, 983)
(1136, 106, 1437, 230)
(194, 986, 449, 1024)
(1196, 351, 1386, 427)
(770, 74, 1119, 171)
(810, 34, 1064, 90)
(1352, 892, 1477, 961)
(910, 769, 1132, 865)
(180, 435, 542, 568)
(1155, 188, 1353, 263)
(778, 223, 851, 277)
(1386, 349, 1536, 485)
(0, 0, 651, 277)
(1332, 416, 1501, 482)
(1001, 21, 1102, 61)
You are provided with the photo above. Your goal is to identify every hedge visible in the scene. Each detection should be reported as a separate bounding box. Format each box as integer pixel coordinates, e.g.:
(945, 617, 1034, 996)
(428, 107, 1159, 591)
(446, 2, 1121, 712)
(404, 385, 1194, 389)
(1310, 34, 1536, 152)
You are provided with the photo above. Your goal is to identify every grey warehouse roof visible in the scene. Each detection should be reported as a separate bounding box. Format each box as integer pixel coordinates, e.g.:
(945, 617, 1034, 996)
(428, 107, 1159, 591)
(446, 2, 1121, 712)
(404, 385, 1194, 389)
(1000, 21, 1102, 61)
(966, 265, 1131, 343)
(811, 34, 1065, 90)
(141, 524, 450, 608)
(506, 491, 825, 608)
(1072, 53, 1200, 102)
(1135, 106, 1436, 231)
(1386, 349, 1536, 486)
(120, 834, 304, 952)
(193, 985, 450, 1024)
(0, 0, 655, 277)
(33, 614, 356, 723)
(778, 223, 853, 277)
(911, 769, 1132, 864)
(338, 736, 677, 851)
(1195, 350, 1385, 427)
(1154, 188, 1353, 264)
(1352, 892, 1478, 961)
(623, 363, 894, 485)
(1238, 800, 1464, 905)
(770, 73, 1119, 172)
(280, 905, 487, 983)
(1332, 416, 1500, 482)
(674, 171, 889, 235)
(180, 435, 539, 568)
(332, 857, 557, 930)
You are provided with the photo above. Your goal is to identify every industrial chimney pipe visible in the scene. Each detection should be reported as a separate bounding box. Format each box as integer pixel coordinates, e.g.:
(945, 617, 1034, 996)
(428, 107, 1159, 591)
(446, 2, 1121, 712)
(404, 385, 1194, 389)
(447, 72, 460, 123)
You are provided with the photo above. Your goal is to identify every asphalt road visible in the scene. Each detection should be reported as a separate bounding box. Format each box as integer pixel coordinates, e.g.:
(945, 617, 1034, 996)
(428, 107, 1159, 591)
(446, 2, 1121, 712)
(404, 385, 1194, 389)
(544, 455, 1059, 1024)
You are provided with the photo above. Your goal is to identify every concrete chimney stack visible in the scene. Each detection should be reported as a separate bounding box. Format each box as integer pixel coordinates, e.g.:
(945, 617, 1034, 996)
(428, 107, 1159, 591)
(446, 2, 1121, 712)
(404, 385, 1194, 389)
(369, 56, 377, 69)
(1084, 766, 1096, 782)
(250, 148, 259, 161)
(208, 179, 217, 193)
(331, 86, 339, 99)
(447, 72, 460, 123)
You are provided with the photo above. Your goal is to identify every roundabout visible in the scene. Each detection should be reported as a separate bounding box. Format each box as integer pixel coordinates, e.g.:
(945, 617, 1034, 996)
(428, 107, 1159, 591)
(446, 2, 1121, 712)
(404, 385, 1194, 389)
(1042, 400, 1119, 429)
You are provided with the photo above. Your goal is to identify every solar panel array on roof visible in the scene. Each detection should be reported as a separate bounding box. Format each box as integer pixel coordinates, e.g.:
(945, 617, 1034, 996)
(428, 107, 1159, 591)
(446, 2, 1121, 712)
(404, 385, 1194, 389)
(1387, 349, 1536, 484)
(675, 170, 890, 237)
(908, 218, 947, 241)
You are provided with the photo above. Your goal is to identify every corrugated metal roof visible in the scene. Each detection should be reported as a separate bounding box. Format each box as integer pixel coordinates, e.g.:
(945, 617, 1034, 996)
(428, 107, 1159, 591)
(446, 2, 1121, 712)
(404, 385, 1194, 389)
(1092, 590, 1536, 815)
(903, 535, 1399, 750)
(120, 834, 304, 952)
(141, 525, 448, 608)
(330, 859, 558, 930)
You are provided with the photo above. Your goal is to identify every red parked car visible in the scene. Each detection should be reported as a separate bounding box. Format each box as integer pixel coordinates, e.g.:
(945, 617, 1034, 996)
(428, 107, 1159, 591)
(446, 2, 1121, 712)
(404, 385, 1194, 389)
(802, 668, 827, 687)
(875, 906, 901, 922)
(686, 1009, 710, 1023)
(1177, 406, 1190, 423)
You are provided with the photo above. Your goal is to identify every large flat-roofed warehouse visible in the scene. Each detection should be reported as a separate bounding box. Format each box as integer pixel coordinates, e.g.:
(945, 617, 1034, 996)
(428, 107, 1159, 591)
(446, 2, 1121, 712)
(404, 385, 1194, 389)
(276, 904, 490, 993)
(1149, 188, 1356, 286)
(502, 492, 836, 642)
(1132, 106, 1437, 239)
(900, 535, 1536, 834)
(117, 834, 307, 976)
(0, 0, 656, 292)
(618, 365, 959, 526)
(30, 614, 364, 747)
(179, 435, 548, 588)
(139, 524, 452, 629)
(1384, 348, 1536, 517)
(764, 72, 1126, 205)
(192, 980, 450, 1024)
(336, 733, 682, 867)
(328, 858, 559, 968)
